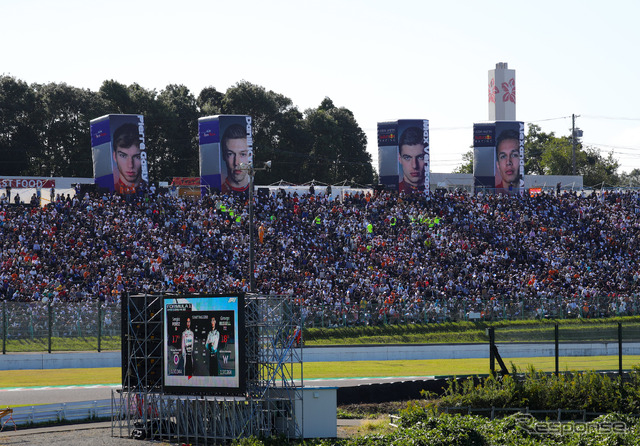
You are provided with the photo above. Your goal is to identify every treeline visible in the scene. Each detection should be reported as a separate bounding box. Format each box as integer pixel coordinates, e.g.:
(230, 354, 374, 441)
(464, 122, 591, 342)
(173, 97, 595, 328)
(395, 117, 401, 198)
(0, 76, 375, 185)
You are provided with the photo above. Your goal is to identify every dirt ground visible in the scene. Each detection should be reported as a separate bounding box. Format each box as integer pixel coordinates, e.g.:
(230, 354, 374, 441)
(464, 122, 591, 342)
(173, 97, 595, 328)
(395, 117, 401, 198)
(0, 402, 417, 445)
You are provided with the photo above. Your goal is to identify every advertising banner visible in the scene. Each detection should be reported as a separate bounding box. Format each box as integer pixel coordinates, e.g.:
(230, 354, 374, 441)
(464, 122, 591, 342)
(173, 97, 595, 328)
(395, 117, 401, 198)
(90, 114, 147, 194)
(473, 121, 524, 195)
(378, 119, 429, 194)
(199, 115, 253, 194)
(0, 179, 55, 189)
(494, 121, 525, 194)
(397, 119, 429, 194)
(377, 121, 399, 191)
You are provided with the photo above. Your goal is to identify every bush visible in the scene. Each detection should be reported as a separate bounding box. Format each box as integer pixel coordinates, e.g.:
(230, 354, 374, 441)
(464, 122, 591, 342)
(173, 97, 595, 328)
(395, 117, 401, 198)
(434, 365, 640, 415)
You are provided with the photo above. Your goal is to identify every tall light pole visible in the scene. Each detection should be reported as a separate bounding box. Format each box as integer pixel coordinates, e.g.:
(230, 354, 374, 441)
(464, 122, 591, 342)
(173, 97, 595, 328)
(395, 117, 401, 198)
(238, 161, 271, 293)
(571, 114, 582, 176)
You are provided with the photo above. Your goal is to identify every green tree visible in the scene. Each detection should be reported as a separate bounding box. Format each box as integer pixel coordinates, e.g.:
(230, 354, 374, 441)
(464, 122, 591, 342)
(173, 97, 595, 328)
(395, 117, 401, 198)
(580, 145, 619, 187)
(154, 84, 200, 180)
(524, 123, 619, 186)
(452, 150, 473, 174)
(98, 80, 134, 114)
(0, 76, 42, 175)
(619, 168, 640, 187)
(302, 97, 374, 185)
(197, 86, 224, 116)
(34, 82, 106, 177)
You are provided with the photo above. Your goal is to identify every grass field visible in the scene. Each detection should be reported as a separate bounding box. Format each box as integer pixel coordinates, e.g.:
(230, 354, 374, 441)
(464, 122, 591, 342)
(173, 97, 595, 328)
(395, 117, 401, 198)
(2, 355, 639, 388)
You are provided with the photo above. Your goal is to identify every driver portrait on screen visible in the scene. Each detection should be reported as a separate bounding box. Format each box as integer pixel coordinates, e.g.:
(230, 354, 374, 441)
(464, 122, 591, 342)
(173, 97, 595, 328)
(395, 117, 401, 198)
(205, 316, 220, 376)
(221, 124, 250, 194)
(495, 129, 521, 193)
(112, 123, 145, 194)
(398, 127, 427, 194)
(181, 317, 194, 376)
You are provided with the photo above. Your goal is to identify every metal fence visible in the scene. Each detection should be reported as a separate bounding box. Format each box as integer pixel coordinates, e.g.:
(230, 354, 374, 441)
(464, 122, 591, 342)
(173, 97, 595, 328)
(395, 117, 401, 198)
(300, 294, 640, 328)
(1, 295, 640, 353)
(1, 301, 120, 353)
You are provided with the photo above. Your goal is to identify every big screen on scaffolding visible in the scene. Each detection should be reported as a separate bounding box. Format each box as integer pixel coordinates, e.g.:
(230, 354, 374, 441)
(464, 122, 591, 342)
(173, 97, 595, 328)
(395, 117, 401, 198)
(163, 294, 246, 395)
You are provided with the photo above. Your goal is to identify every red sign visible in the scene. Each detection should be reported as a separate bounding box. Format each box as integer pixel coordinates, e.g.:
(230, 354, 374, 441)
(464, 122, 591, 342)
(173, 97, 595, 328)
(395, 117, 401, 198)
(529, 188, 542, 197)
(0, 179, 56, 189)
(171, 177, 200, 186)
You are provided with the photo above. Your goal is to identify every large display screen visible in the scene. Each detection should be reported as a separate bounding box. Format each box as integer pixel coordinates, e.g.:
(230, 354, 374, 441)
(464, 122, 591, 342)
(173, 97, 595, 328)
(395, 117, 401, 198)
(163, 294, 246, 395)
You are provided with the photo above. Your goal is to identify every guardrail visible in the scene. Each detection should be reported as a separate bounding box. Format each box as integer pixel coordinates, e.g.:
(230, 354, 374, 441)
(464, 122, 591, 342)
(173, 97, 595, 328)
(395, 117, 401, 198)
(2, 399, 111, 430)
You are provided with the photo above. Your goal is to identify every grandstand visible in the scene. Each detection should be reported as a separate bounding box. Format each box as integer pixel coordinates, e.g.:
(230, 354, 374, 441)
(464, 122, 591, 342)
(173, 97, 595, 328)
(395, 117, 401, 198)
(1, 187, 639, 325)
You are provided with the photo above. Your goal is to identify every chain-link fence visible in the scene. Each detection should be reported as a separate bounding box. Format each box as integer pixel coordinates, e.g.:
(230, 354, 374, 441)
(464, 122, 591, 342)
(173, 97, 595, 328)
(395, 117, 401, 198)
(2, 294, 639, 352)
(488, 321, 640, 375)
(1, 301, 120, 353)
(300, 294, 640, 328)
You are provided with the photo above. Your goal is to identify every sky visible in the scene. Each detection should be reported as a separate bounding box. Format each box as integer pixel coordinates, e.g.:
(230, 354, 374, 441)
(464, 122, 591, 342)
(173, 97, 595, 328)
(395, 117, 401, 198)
(3, 0, 640, 176)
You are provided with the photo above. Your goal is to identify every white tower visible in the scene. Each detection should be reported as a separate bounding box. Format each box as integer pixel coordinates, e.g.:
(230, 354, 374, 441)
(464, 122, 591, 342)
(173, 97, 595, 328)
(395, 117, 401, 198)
(488, 62, 516, 121)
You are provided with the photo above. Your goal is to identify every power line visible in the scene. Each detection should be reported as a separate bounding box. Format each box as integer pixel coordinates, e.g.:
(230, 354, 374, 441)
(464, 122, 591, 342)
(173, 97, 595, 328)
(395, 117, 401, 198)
(581, 115, 640, 121)
(524, 116, 572, 123)
(582, 142, 640, 152)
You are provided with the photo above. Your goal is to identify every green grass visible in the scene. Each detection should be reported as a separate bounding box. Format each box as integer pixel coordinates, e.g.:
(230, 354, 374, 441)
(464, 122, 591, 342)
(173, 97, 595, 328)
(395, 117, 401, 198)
(304, 317, 640, 345)
(2, 336, 120, 352)
(0, 367, 121, 388)
(3, 317, 639, 352)
(2, 356, 639, 389)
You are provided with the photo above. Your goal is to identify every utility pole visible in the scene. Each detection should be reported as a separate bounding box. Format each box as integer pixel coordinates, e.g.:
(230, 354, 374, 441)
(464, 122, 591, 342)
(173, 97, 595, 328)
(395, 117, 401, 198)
(239, 160, 272, 293)
(572, 114, 576, 176)
(571, 114, 582, 176)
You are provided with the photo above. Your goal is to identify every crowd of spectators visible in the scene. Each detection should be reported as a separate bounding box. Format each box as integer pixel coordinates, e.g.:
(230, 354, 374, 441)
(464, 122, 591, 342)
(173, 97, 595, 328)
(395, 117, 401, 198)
(1, 187, 640, 327)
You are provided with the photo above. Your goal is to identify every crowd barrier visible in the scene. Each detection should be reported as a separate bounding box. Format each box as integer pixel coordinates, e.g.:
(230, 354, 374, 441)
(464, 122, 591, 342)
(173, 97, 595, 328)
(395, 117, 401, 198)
(1, 298, 639, 353)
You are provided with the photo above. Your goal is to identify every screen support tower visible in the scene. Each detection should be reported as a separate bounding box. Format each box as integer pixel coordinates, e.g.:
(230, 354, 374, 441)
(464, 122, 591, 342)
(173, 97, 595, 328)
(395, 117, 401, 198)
(112, 293, 303, 443)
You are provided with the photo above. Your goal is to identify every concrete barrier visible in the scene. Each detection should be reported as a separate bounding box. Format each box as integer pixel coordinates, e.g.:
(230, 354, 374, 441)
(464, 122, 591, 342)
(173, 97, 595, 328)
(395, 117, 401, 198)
(2, 342, 639, 370)
(0, 352, 121, 371)
(297, 342, 640, 362)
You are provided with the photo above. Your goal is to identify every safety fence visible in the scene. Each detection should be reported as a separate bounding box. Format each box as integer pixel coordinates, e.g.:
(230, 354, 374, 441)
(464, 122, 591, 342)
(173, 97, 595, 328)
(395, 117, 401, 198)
(2, 296, 640, 352)
(1, 301, 120, 353)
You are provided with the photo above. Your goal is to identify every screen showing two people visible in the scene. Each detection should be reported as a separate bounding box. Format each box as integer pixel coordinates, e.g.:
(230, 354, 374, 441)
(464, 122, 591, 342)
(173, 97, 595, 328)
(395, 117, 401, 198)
(398, 126, 428, 194)
(180, 315, 223, 377)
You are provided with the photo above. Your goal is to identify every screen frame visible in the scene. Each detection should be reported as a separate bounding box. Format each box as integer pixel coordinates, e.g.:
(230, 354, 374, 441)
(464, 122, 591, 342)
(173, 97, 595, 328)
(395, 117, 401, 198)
(162, 293, 246, 396)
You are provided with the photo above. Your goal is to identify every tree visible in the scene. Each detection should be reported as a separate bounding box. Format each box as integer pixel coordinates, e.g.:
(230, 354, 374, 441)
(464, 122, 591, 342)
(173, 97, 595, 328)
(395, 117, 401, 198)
(302, 98, 374, 185)
(98, 80, 134, 114)
(530, 125, 619, 187)
(0, 76, 42, 175)
(154, 84, 200, 180)
(197, 87, 224, 116)
(619, 168, 640, 187)
(452, 150, 473, 174)
(33, 82, 106, 177)
(580, 145, 619, 187)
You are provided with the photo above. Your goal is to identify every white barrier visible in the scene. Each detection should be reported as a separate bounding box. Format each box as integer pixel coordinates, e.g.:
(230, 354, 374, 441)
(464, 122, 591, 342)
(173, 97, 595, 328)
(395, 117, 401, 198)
(2, 342, 639, 370)
(0, 352, 121, 371)
(3, 399, 111, 429)
(296, 342, 640, 362)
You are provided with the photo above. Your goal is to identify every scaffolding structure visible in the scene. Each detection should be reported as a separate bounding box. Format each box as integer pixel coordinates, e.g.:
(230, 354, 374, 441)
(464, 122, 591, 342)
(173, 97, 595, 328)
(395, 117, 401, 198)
(112, 293, 303, 443)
